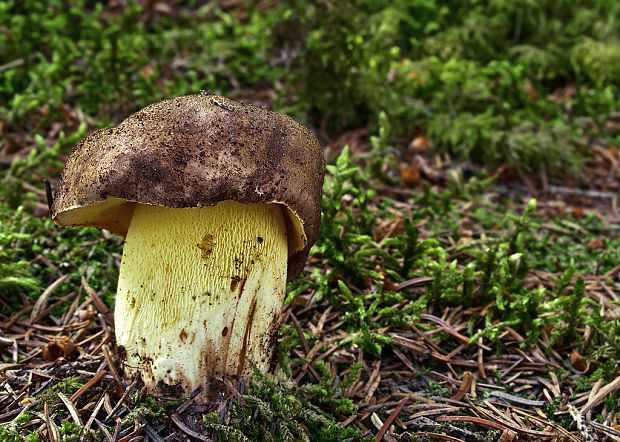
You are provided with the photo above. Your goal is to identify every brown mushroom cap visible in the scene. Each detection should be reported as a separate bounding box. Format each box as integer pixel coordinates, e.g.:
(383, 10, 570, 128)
(51, 94, 325, 281)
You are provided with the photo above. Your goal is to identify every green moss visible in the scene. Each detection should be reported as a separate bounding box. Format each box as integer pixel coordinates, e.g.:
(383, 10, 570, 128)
(58, 422, 100, 442)
(205, 365, 368, 441)
(37, 377, 83, 407)
(0, 412, 40, 442)
(0, 423, 40, 442)
(282, 0, 619, 171)
(126, 393, 184, 423)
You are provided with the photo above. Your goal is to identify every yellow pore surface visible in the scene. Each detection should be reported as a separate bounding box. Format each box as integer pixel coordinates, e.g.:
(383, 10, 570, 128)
(115, 201, 287, 393)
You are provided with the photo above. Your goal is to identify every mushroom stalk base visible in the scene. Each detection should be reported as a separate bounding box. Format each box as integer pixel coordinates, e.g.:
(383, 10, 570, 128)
(115, 201, 287, 398)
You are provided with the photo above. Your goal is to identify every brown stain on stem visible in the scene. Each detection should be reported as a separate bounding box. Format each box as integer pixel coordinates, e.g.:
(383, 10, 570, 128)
(179, 329, 188, 344)
(221, 276, 248, 370)
(237, 297, 257, 376)
(230, 275, 241, 292)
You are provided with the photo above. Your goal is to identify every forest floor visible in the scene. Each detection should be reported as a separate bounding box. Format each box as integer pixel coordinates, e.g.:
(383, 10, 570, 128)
(1, 1, 619, 441)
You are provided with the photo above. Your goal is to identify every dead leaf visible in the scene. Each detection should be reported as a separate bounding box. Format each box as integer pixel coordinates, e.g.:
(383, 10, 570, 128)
(155, 2, 173, 14)
(408, 136, 431, 156)
(401, 165, 420, 187)
(548, 83, 576, 101)
(498, 429, 518, 442)
(39, 103, 49, 117)
(140, 65, 155, 79)
(524, 80, 539, 100)
(496, 166, 514, 183)
(571, 207, 584, 218)
(42, 337, 78, 362)
(570, 351, 586, 371)
(372, 218, 405, 242)
(75, 309, 96, 321)
(587, 238, 605, 250)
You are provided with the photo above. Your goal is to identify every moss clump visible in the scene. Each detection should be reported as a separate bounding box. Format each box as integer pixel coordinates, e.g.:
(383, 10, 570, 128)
(204, 364, 369, 442)
(37, 377, 83, 407)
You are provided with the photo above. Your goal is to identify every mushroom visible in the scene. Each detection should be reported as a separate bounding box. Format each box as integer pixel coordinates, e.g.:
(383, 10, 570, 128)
(51, 94, 324, 398)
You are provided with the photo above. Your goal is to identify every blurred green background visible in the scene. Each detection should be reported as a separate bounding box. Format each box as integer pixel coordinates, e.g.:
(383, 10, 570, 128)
(2, 0, 618, 173)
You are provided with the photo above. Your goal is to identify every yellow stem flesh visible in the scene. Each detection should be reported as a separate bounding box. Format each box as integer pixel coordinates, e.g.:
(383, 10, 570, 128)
(115, 201, 287, 396)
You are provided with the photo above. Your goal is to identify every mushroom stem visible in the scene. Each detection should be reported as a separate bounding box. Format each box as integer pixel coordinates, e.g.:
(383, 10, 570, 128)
(115, 200, 287, 396)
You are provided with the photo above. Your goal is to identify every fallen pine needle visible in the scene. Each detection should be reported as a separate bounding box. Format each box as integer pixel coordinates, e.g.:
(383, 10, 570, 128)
(435, 415, 509, 431)
(70, 370, 106, 403)
(409, 432, 465, 441)
(450, 371, 472, 401)
(57, 391, 82, 426)
(375, 397, 408, 441)
(581, 376, 620, 415)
